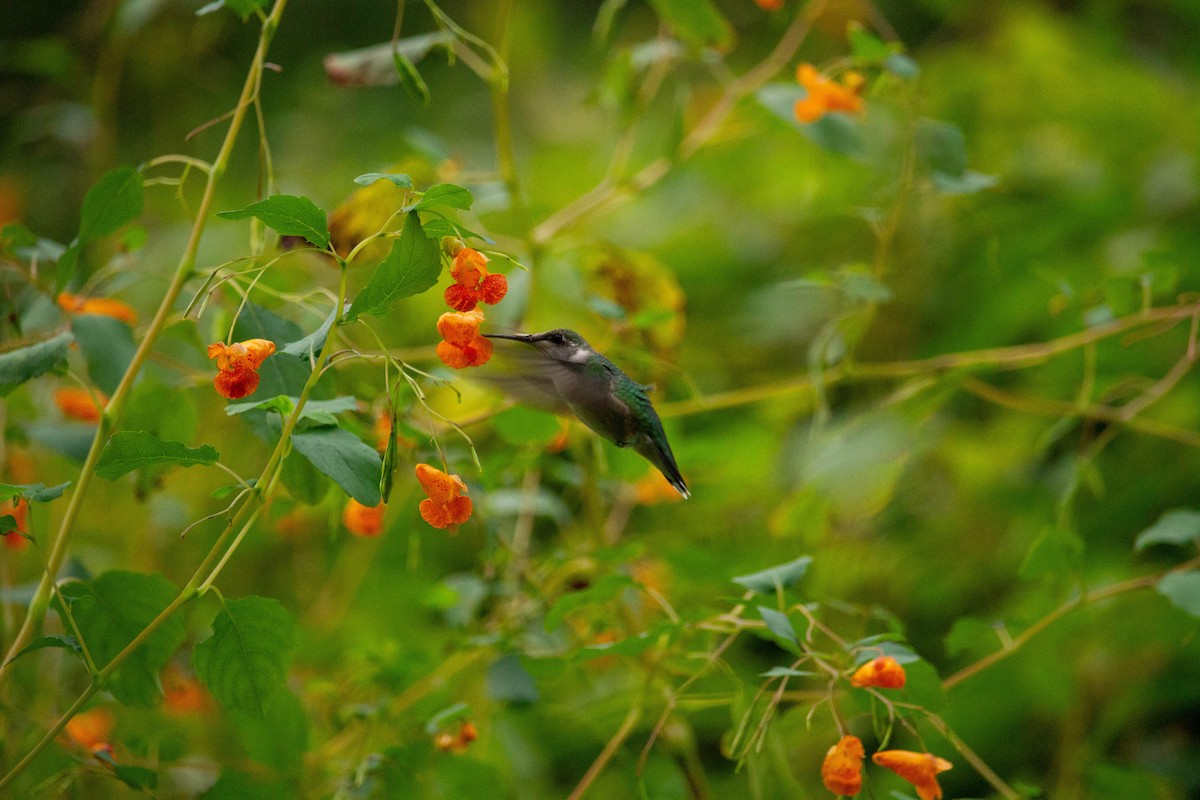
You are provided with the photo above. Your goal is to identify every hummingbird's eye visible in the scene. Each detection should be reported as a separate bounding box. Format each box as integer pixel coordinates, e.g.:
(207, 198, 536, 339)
(551, 333, 564, 344)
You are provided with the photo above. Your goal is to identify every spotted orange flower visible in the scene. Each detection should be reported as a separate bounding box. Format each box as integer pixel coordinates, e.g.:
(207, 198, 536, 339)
(206, 338, 276, 399)
(822, 735, 865, 796)
(162, 664, 211, 715)
(57, 293, 138, 326)
(343, 498, 386, 537)
(444, 247, 507, 312)
(64, 707, 114, 754)
(55, 387, 105, 423)
(2, 497, 29, 550)
(434, 720, 479, 754)
(850, 656, 906, 689)
(415, 463, 472, 529)
(794, 64, 865, 124)
(872, 750, 953, 800)
(435, 309, 493, 368)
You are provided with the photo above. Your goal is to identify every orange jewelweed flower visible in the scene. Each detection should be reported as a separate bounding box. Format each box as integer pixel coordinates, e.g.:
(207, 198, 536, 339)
(206, 338, 276, 399)
(821, 735, 865, 797)
(434, 720, 479, 754)
(435, 309, 493, 368)
(57, 293, 138, 326)
(162, 665, 212, 715)
(55, 387, 105, 423)
(444, 247, 507, 312)
(872, 750, 953, 800)
(415, 463, 472, 529)
(794, 64, 865, 124)
(850, 655, 906, 689)
(2, 497, 30, 550)
(343, 498, 385, 537)
(64, 707, 114, 753)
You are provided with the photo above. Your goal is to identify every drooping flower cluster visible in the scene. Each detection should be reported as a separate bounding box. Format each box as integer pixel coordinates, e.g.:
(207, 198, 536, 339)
(436, 243, 507, 369)
(793, 64, 865, 124)
(415, 463, 472, 529)
(206, 338, 276, 399)
(819, 734, 952, 799)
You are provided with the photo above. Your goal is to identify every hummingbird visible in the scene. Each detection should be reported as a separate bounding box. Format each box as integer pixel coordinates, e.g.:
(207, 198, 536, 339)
(484, 329, 689, 498)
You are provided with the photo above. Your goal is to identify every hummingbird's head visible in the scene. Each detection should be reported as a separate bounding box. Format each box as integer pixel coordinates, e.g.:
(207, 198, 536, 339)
(485, 328, 594, 363)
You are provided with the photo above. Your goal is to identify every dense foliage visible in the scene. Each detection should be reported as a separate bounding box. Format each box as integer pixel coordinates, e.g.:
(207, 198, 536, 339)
(3, 1, 1200, 798)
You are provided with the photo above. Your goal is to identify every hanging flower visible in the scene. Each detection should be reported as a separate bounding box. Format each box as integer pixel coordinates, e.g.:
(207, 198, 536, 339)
(821, 735, 865, 796)
(872, 750, 953, 800)
(793, 64, 866, 123)
(342, 498, 386, 537)
(63, 707, 114, 755)
(55, 387, 106, 423)
(206, 338, 276, 399)
(162, 664, 212, 715)
(2, 497, 29, 550)
(444, 247, 508, 312)
(434, 720, 479, 753)
(415, 463, 473, 529)
(435, 309, 493, 368)
(57, 293, 138, 326)
(850, 656, 907, 689)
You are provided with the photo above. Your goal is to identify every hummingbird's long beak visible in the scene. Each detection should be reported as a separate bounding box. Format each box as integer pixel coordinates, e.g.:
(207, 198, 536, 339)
(483, 333, 536, 342)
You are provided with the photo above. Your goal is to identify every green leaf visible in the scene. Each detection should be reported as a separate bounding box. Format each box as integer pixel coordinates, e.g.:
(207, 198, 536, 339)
(346, 212, 440, 320)
(757, 606, 799, 653)
(72, 314, 136, 395)
(944, 616, 999, 658)
(486, 654, 539, 704)
(95, 431, 219, 480)
(1134, 508, 1200, 551)
(78, 165, 143, 242)
(4, 634, 83, 666)
(0, 331, 73, 396)
(917, 119, 968, 177)
(544, 574, 634, 631)
(0, 482, 70, 502)
(732, 556, 813, 595)
(354, 172, 414, 189)
(230, 689, 309, 772)
(224, 395, 357, 426)
(280, 450, 330, 506)
(647, 0, 732, 50)
(278, 304, 342, 358)
(760, 666, 818, 678)
(1157, 571, 1200, 618)
(290, 425, 382, 506)
(393, 50, 431, 105)
(412, 183, 474, 212)
(899, 659, 946, 711)
(61, 571, 186, 706)
(55, 243, 81, 291)
(217, 195, 330, 250)
(193, 596, 298, 716)
(847, 22, 892, 61)
(493, 406, 562, 445)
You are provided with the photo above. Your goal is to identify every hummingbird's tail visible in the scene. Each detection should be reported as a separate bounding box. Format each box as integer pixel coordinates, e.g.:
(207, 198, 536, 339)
(636, 438, 690, 499)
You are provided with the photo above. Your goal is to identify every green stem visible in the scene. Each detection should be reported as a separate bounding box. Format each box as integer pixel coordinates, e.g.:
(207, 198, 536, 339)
(0, 0, 290, 691)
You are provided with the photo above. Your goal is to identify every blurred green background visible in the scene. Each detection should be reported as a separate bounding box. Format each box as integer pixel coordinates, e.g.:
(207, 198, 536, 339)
(3, 0, 1200, 798)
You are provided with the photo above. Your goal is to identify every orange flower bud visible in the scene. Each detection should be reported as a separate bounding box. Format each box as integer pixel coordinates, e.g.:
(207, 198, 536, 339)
(872, 750, 952, 800)
(64, 707, 114, 753)
(206, 338, 276, 399)
(414, 463, 472, 529)
(2, 497, 30, 550)
(55, 387, 105, 423)
(342, 498, 385, 537)
(57, 293, 138, 326)
(793, 63, 865, 124)
(850, 656, 906, 689)
(821, 735, 865, 796)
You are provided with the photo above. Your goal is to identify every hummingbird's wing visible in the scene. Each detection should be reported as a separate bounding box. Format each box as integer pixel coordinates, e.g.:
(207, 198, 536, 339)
(476, 340, 577, 414)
